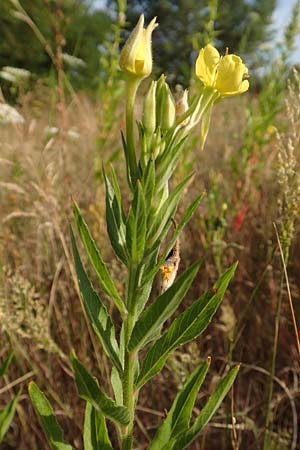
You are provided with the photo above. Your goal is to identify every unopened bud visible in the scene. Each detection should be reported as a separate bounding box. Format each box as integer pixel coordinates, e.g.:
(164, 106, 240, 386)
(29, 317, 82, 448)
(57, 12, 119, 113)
(161, 83, 176, 130)
(143, 80, 157, 134)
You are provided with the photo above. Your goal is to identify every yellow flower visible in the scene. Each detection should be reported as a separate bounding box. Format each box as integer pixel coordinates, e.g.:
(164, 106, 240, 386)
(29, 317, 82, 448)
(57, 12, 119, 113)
(195, 44, 249, 97)
(120, 14, 158, 79)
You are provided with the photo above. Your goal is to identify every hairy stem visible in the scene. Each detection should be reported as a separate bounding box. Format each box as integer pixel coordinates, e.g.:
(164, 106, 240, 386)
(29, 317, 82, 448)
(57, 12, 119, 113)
(122, 314, 136, 450)
(125, 78, 140, 185)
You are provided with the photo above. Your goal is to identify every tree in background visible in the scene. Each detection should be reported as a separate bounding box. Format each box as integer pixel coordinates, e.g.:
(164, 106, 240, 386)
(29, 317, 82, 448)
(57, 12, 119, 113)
(124, 0, 276, 85)
(0, 0, 112, 90)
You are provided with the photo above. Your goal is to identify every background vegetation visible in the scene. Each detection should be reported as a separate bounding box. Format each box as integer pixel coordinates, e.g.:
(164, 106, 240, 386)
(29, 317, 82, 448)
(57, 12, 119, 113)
(0, 0, 300, 449)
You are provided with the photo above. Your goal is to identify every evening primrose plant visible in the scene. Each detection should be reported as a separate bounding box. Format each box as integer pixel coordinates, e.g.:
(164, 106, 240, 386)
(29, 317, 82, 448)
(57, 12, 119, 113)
(28, 14, 249, 450)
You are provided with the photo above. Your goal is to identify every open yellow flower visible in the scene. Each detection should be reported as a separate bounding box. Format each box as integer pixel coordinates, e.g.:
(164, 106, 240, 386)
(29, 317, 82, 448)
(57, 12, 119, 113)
(195, 44, 249, 97)
(120, 14, 158, 79)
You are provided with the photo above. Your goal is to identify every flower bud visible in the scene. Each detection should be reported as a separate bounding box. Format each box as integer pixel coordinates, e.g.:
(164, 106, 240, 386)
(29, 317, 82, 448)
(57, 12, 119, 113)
(143, 80, 157, 134)
(120, 14, 158, 80)
(161, 83, 176, 131)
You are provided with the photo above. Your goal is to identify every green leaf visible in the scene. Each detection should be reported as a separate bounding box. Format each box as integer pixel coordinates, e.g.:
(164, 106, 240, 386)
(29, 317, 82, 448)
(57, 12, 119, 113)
(128, 261, 201, 352)
(0, 390, 21, 443)
(70, 353, 130, 426)
(155, 136, 188, 191)
(28, 382, 74, 450)
(110, 366, 123, 405)
(137, 263, 237, 388)
(0, 351, 13, 377)
(141, 158, 155, 211)
(170, 365, 240, 450)
(103, 167, 128, 265)
(126, 181, 146, 263)
(70, 227, 122, 372)
(147, 173, 193, 246)
(142, 194, 204, 287)
(73, 201, 127, 316)
(83, 403, 114, 450)
(149, 359, 210, 450)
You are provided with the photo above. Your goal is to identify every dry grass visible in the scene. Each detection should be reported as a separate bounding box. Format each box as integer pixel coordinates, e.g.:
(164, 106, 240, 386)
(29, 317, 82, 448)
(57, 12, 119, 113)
(0, 81, 300, 450)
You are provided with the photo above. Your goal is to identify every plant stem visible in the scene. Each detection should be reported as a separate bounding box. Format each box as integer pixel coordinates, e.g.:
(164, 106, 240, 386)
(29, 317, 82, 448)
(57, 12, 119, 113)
(125, 78, 140, 185)
(122, 313, 136, 450)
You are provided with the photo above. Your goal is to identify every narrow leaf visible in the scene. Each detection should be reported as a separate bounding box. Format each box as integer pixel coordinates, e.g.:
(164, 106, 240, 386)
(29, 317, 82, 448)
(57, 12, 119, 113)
(71, 353, 130, 427)
(28, 382, 74, 450)
(0, 351, 14, 377)
(83, 403, 113, 450)
(73, 201, 127, 316)
(149, 359, 210, 450)
(126, 181, 146, 263)
(171, 365, 240, 450)
(103, 167, 128, 265)
(142, 194, 204, 287)
(128, 261, 201, 352)
(70, 227, 122, 372)
(137, 263, 237, 388)
(141, 158, 155, 211)
(147, 173, 193, 246)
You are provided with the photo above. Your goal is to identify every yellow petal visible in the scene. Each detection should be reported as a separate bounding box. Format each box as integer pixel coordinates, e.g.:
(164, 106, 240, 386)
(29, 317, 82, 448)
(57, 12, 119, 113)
(120, 14, 145, 74)
(215, 54, 249, 96)
(195, 44, 220, 86)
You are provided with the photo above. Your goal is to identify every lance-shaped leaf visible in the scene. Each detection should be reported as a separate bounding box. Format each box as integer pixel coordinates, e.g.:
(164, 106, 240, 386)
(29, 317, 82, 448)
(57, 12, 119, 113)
(155, 136, 188, 192)
(126, 181, 146, 263)
(103, 167, 128, 265)
(28, 382, 74, 450)
(73, 201, 127, 316)
(70, 228, 122, 372)
(71, 353, 130, 426)
(136, 263, 237, 388)
(147, 173, 193, 246)
(128, 261, 201, 352)
(142, 194, 204, 287)
(83, 402, 114, 450)
(141, 158, 155, 211)
(148, 358, 210, 450)
(170, 365, 240, 450)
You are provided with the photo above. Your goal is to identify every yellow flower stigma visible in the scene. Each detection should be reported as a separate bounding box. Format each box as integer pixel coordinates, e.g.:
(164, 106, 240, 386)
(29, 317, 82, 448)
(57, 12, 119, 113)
(195, 44, 249, 97)
(120, 14, 158, 79)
